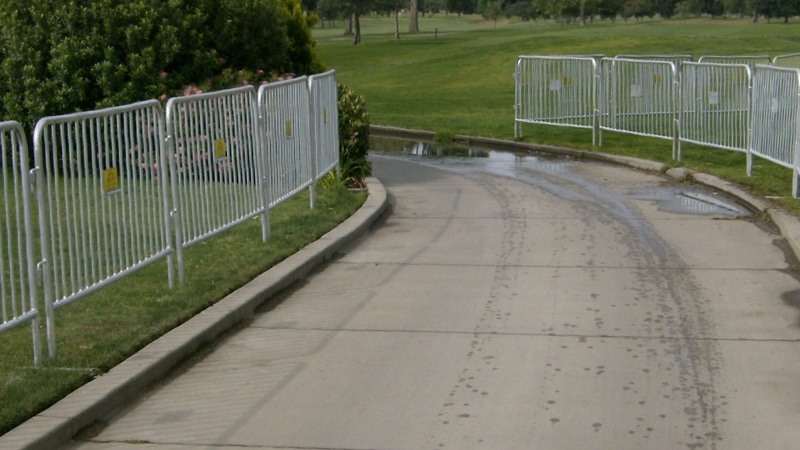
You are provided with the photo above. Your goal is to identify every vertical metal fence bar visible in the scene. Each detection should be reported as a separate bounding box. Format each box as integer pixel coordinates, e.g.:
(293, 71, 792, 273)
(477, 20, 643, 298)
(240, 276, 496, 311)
(0, 121, 42, 365)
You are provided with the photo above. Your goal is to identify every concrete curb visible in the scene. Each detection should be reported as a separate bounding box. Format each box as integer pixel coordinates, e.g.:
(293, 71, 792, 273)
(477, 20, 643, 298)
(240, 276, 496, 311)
(372, 125, 800, 264)
(0, 178, 389, 450)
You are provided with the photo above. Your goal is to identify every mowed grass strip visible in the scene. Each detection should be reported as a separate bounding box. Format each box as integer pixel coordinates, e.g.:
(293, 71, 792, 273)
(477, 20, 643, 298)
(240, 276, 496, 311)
(0, 186, 366, 435)
(317, 15, 800, 208)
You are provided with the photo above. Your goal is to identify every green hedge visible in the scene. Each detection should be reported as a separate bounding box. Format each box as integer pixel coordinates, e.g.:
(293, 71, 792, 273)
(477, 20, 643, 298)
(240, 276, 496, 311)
(0, 0, 324, 130)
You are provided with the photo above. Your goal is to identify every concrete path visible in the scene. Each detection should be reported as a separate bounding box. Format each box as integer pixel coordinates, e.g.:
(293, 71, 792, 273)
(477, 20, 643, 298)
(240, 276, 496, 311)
(18, 151, 800, 449)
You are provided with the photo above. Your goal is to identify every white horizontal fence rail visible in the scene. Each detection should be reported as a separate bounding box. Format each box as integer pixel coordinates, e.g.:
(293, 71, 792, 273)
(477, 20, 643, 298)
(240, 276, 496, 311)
(33, 100, 174, 357)
(599, 58, 680, 159)
(258, 77, 313, 208)
(0, 121, 42, 365)
(750, 65, 800, 197)
(166, 85, 269, 285)
(615, 54, 694, 65)
(773, 53, 800, 69)
(679, 62, 752, 165)
(514, 56, 598, 144)
(309, 70, 340, 208)
(698, 55, 772, 68)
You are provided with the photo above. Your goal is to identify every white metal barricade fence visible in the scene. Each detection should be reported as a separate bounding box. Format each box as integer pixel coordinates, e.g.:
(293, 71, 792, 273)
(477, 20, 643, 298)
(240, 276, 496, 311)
(680, 62, 752, 164)
(258, 77, 313, 208)
(33, 100, 174, 357)
(773, 53, 800, 70)
(3, 72, 343, 361)
(698, 55, 771, 68)
(514, 56, 598, 144)
(750, 65, 800, 197)
(166, 85, 269, 285)
(0, 121, 42, 365)
(309, 70, 340, 208)
(599, 58, 680, 159)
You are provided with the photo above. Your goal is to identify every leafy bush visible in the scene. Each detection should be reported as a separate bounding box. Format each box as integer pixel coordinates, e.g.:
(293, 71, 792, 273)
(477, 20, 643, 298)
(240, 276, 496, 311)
(283, 0, 326, 75)
(337, 83, 371, 188)
(0, 0, 323, 130)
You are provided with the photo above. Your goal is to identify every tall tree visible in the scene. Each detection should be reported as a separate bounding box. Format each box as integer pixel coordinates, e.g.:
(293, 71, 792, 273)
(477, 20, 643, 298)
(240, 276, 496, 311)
(409, 0, 420, 33)
(342, 0, 371, 44)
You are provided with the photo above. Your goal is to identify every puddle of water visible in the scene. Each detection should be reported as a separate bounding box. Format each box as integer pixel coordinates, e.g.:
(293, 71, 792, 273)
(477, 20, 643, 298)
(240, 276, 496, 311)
(370, 137, 533, 162)
(371, 136, 751, 218)
(628, 187, 750, 218)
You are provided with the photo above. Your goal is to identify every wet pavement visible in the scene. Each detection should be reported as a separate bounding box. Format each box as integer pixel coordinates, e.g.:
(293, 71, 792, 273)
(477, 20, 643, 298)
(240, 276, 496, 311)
(37, 140, 800, 449)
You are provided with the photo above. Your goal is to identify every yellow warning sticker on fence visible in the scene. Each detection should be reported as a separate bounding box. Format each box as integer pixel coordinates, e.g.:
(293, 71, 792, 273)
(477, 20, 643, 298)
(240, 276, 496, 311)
(285, 119, 294, 138)
(652, 74, 663, 84)
(708, 91, 720, 105)
(562, 75, 573, 86)
(214, 139, 227, 159)
(323, 108, 329, 124)
(103, 168, 120, 194)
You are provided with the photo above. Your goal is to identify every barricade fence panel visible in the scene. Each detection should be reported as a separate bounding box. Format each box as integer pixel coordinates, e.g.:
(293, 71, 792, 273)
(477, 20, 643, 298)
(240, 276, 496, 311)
(773, 53, 800, 69)
(514, 56, 597, 143)
(0, 121, 42, 365)
(309, 70, 340, 182)
(166, 86, 269, 260)
(680, 62, 752, 154)
(750, 65, 800, 196)
(258, 77, 313, 208)
(599, 58, 679, 157)
(33, 100, 173, 356)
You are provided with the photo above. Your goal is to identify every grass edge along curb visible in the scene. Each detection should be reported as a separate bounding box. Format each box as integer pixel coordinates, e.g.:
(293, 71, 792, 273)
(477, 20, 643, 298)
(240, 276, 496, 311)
(0, 178, 389, 450)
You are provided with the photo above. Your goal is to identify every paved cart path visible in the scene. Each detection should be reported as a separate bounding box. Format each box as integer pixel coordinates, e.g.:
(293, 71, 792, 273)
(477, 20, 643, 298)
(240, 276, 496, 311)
(64, 153, 800, 449)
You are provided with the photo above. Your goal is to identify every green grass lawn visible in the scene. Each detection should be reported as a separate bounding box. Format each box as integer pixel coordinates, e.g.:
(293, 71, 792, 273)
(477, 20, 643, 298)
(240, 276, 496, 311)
(316, 14, 800, 208)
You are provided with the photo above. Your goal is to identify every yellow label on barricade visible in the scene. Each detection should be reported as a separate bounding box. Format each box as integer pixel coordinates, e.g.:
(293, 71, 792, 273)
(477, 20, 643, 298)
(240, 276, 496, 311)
(103, 168, 120, 194)
(562, 75, 573, 86)
(652, 74, 663, 84)
(285, 119, 294, 138)
(323, 108, 329, 124)
(214, 139, 227, 159)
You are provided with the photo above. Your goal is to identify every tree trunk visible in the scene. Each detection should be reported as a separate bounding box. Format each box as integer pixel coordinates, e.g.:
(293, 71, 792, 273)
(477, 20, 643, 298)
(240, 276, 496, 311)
(409, 0, 419, 33)
(354, 13, 361, 45)
(580, 0, 586, 25)
(395, 10, 400, 39)
(344, 15, 353, 36)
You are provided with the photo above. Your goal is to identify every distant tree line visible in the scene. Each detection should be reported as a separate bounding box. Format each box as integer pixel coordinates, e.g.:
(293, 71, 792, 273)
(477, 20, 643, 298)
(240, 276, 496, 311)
(307, 0, 800, 31)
